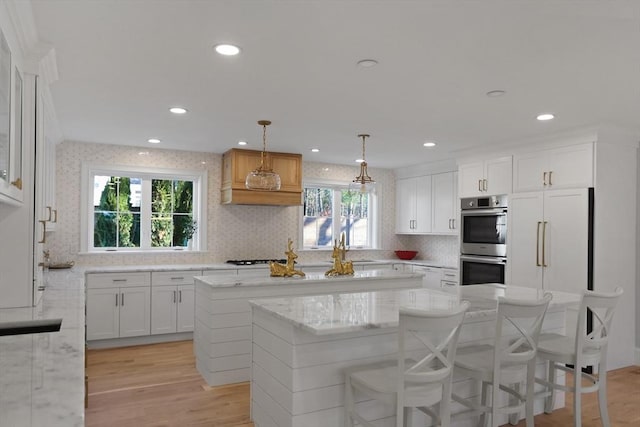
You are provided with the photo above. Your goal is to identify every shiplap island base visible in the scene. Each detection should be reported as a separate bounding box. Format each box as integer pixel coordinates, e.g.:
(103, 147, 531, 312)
(248, 285, 581, 427)
(194, 269, 424, 387)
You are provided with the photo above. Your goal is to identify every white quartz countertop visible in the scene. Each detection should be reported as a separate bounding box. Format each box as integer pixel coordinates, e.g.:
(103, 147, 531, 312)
(249, 284, 581, 336)
(196, 269, 424, 288)
(0, 269, 85, 427)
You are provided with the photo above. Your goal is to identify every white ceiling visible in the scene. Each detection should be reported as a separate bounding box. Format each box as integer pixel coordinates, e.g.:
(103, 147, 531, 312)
(30, 0, 640, 169)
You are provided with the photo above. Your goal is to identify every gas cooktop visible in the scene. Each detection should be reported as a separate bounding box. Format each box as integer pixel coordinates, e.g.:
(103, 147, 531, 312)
(225, 259, 287, 266)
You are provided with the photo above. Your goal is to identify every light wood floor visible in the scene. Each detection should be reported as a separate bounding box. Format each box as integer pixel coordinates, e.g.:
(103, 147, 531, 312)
(86, 340, 639, 427)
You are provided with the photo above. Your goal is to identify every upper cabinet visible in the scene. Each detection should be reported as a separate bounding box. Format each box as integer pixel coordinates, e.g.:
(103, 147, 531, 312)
(458, 156, 512, 198)
(396, 175, 431, 233)
(396, 171, 458, 235)
(221, 148, 302, 206)
(513, 143, 593, 193)
(0, 28, 24, 205)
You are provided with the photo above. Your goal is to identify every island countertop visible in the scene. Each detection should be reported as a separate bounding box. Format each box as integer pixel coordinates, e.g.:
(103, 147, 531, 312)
(249, 284, 581, 336)
(195, 268, 424, 288)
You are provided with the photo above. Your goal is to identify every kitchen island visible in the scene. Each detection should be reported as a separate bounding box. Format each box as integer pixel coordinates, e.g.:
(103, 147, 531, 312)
(249, 285, 581, 427)
(194, 269, 423, 386)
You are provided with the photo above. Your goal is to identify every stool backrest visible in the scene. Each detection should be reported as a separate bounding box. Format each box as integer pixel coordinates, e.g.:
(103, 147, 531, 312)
(494, 293, 553, 368)
(576, 287, 623, 360)
(397, 301, 470, 387)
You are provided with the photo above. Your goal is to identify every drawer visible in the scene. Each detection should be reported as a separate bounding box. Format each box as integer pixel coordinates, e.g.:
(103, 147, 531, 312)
(86, 272, 151, 289)
(152, 270, 202, 286)
(441, 269, 459, 282)
(201, 269, 238, 277)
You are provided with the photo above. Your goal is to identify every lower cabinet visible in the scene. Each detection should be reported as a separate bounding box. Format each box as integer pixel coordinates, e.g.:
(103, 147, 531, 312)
(86, 286, 151, 340)
(151, 284, 195, 334)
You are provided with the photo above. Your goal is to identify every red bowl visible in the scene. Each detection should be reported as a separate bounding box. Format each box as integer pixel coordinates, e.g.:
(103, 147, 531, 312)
(395, 250, 418, 260)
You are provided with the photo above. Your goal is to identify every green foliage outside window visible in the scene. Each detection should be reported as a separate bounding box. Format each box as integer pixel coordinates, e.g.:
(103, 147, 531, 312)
(94, 176, 139, 248)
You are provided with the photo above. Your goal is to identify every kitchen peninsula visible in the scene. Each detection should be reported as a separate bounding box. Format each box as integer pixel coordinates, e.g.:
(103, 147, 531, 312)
(249, 285, 581, 427)
(194, 269, 423, 386)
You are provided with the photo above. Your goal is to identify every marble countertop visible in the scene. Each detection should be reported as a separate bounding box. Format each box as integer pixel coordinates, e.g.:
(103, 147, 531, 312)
(196, 269, 424, 288)
(0, 269, 85, 427)
(249, 284, 581, 336)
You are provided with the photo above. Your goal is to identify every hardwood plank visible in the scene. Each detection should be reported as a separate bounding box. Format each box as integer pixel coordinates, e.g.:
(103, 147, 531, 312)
(86, 340, 639, 427)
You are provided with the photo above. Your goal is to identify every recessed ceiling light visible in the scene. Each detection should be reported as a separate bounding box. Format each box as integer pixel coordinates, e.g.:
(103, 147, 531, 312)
(201, 161, 207, 165)
(486, 90, 506, 97)
(311, 148, 320, 153)
(423, 141, 437, 147)
(148, 138, 161, 144)
(536, 113, 555, 121)
(238, 141, 247, 146)
(355, 159, 364, 163)
(214, 44, 241, 56)
(169, 107, 188, 114)
(138, 151, 149, 156)
(357, 59, 378, 68)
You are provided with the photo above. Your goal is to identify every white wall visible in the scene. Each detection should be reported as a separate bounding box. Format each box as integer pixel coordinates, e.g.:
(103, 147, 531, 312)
(48, 140, 460, 266)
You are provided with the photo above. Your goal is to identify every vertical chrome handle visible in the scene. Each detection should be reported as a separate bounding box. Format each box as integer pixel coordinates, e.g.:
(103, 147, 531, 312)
(52, 209, 58, 223)
(38, 220, 47, 244)
(483, 179, 487, 191)
(448, 219, 452, 229)
(478, 179, 482, 192)
(121, 293, 124, 306)
(179, 290, 182, 303)
(115, 294, 118, 306)
(543, 172, 548, 186)
(548, 171, 553, 186)
(45, 206, 53, 221)
(536, 221, 542, 266)
(542, 221, 548, 267)
(173, 290, 177, 303)
(452, 218, 455, 230)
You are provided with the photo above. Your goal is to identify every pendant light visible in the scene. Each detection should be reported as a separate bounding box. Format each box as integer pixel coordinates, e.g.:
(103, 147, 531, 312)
(245, 120, 281, 191)
(350, 133, 376, 194)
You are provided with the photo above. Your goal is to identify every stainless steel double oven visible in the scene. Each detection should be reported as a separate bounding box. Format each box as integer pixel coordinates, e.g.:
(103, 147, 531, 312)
(460, 194, 507, 285)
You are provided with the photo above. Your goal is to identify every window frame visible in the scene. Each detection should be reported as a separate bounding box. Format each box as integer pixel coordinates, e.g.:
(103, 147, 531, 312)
(80, 163, 207, 253)
(300, 179, 380, 251)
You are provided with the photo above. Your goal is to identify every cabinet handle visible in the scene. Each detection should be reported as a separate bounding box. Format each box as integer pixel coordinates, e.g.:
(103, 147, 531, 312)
(444, 273, 456, 278)
(121, 293, 125, 306)
(483, 179, 487, 191)
(112, 279, 127, 283)
(38, 220, 47, 244)
(536, 221, 542, 267)
(115, 294, 119, 307)
(543, 172, 548, 186)
(173, 290, 177, 303)
(179, 290, 182, 303)
(46, 206, 53, 221)
(452, 218, 456, 229)
(478, 179, 482, 192)
(52, 209, 58, 223)
(548, 171, 553, 186)
(542, 221, 548, 267)
(171, 277, 185, 280)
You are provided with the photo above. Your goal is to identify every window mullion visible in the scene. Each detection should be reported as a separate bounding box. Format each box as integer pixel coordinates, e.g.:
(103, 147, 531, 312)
(140, 179, 152, 249)
(332, 188, 341, 244)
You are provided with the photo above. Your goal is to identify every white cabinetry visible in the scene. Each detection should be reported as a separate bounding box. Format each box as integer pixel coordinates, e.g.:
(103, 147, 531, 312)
(440, 268, 459, 294)
(513, 143, 593, 192)
(458, 156, 512, 198)
(431, 171, 458, 234)
(396, 175, 431, 233)
(86, 272, 151, 340)
(507, 189, 589, 293)
(412, 265, 442, 290)
(150, 271, 199, 335)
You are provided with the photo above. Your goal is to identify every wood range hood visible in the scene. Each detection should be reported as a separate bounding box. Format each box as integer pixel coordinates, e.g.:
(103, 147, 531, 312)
(221, 148, 303, 206)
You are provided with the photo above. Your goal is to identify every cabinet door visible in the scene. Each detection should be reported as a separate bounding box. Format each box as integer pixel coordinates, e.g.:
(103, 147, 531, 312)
(413, 266, 442, 290)
(396, 177, 416, 233)
(507, 192, 544, 289)
(547, 144, 593, 190)
(177, 285, 195, 332)
(458, 161, 484, 198)
(151, 286, 178, 335)
(542, 189, 589, 294)
(432, 172, 456, 234)
(119, 286, 151, 338)
(414, 175, 432, 233)
(86, 288, 119, 340)
(513, 151, 547, 192)
(484, 156, 512, 195)
(269, 153, 302, 192)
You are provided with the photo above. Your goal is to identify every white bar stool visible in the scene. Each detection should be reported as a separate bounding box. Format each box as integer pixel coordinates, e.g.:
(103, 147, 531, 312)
(535, 287, 623, 427)
(344, 301, 470, 427)
(452, 293, 553, 427)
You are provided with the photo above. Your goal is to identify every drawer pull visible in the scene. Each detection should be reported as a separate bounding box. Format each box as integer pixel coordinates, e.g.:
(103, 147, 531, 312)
(112, 279, 127, 283)
(179, 290, 182, 303)
(171, 277, 185, 280)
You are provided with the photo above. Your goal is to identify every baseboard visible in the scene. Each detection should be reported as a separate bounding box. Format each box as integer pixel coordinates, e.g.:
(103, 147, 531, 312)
(88, 332, 193, 349)
(636, 347, 640, 365)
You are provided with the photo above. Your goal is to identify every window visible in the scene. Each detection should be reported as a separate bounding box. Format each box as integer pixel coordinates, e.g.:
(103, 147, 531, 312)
(302, 182, 378, 249)
(82, 165, 207, 252)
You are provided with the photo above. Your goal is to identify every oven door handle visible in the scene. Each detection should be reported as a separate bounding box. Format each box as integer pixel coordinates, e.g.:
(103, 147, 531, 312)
(460, 255, 507, 264)
(460, 209, 507, 216)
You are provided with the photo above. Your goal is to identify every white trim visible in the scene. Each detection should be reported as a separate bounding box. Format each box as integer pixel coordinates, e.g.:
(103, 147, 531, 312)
(87, 332, 193, 349)
(635, 347, 640, 366)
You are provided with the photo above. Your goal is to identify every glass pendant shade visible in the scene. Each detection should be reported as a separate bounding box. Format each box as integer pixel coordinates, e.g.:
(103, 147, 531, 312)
(350, 134, 376, 194)
(245, 120, 281, 191)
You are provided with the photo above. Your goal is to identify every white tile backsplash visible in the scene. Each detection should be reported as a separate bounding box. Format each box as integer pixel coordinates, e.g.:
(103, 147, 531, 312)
(49, 141, 459, 267)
